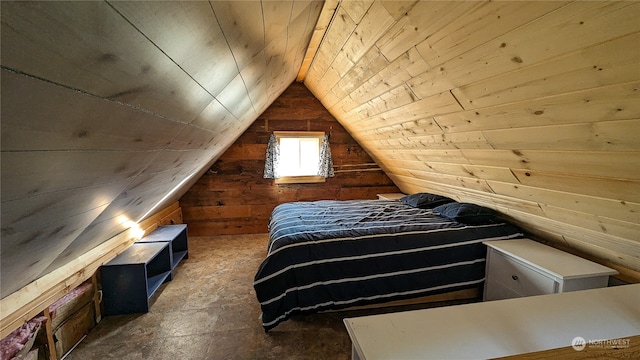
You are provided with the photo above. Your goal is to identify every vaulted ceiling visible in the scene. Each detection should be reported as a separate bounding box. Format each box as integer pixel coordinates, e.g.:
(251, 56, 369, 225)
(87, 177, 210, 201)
(1, 0, 324, 298)
(303, 1, 640, 279)
(1, 0, 639, 303)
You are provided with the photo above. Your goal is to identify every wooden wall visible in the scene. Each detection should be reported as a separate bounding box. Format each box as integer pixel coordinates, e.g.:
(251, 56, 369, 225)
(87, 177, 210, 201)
(303, 1, 640, 274)
(180, 82, 399, 235)
(3, 0, 638, 333)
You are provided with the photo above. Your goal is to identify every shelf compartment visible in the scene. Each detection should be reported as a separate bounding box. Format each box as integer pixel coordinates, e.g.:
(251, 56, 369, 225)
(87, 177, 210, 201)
(136, 224, 188, 280)
(101, 242, 172, 315)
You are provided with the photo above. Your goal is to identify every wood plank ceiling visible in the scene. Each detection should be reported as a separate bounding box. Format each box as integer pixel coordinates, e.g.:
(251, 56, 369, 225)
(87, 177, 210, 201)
(1, 0, 324, 298)
(1, 0, 639, 304)
(303, 1, 640, 275)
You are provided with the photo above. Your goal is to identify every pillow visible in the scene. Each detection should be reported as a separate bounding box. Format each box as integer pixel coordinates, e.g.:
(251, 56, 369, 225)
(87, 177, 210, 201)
(433, 202, 498, 224)
(399, 192, 455, 209)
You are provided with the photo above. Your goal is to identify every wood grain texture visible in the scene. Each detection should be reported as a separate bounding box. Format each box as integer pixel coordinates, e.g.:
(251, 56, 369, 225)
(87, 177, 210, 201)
(304, 0, 640, 273)
(1, 0, 322, 305)
(179, 83, 399, 236)
(1, 1, 214, 123)
(108, 1, 238, 97)
(297, 0, 340, 81)
(3, 0, 640, 342)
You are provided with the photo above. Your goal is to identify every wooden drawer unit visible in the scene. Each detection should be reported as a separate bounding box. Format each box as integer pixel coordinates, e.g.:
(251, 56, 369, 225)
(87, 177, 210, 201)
(483, 239, 617, 301)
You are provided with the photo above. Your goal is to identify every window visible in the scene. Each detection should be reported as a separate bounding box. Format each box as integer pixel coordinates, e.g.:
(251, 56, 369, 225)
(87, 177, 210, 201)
(264, 131, 334, 184)
(274, 132, 325, 184)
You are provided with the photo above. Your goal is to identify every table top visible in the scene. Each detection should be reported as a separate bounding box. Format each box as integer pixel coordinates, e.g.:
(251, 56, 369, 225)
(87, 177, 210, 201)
(344, 284, 640, 360)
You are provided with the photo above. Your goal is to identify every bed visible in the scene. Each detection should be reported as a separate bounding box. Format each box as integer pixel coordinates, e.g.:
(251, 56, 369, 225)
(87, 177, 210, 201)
(253, 194, 524, 331)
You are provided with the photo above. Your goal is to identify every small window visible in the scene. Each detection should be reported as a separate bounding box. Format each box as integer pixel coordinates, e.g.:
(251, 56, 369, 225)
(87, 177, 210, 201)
(274, 131, 325, 184)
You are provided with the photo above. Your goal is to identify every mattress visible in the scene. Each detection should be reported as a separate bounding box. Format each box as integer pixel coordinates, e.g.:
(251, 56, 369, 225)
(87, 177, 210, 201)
(254, 199, 523, 331)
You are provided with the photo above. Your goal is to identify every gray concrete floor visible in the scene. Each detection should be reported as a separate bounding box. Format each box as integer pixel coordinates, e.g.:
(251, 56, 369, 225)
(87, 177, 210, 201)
(67, 233, 474, 360)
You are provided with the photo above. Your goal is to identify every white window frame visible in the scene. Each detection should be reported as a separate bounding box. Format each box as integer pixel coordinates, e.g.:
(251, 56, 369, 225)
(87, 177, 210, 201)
(273, 131, 326, 184)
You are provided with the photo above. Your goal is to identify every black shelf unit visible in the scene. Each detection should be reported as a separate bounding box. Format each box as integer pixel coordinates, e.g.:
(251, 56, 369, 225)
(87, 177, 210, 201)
(136, 224, 188, 280)
(101, 242, 172, 315)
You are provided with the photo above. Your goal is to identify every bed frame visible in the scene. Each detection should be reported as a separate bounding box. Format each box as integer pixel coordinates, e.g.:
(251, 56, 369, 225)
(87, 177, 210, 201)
(328, 288, 480, 313)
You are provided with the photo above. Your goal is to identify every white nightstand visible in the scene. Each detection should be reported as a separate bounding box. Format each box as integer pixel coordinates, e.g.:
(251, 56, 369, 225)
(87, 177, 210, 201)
(376, 193, 404, 201)
(483, 238, 618, 301)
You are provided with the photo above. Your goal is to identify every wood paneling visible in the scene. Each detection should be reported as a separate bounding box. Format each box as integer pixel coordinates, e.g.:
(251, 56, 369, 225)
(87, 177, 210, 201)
(3, 0, 639, 338)
(304, 0, 640, 272)
(297, 0, 340, 81)
(180, 83, 399, 236)
(1, 1, 323, 303)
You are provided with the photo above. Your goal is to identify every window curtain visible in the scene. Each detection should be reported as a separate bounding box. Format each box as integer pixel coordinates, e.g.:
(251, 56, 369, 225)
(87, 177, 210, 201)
(263, 134, 280, 179)
(317, 134, 335, 178)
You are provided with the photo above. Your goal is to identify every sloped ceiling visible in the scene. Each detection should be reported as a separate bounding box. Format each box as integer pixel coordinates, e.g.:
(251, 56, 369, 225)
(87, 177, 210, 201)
(1, 0, 324, 298)
(303, 1, 640, 274)
(1, 0, 639, 303)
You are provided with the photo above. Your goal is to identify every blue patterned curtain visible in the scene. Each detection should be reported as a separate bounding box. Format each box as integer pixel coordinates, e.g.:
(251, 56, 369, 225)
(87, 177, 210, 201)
(263, 134, 280, 179)
(317, 134, 334, 178)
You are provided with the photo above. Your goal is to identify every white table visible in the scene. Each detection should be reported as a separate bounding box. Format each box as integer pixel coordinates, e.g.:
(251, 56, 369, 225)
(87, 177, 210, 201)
(344, 284, 640, 360)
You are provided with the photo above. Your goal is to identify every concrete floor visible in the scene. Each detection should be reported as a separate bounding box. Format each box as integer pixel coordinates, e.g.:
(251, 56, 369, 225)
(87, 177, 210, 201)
(67, 234, 473, 360)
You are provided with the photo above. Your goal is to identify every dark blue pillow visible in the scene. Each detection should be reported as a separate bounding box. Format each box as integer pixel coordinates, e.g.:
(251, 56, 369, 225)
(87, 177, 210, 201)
(399, 193, 455, 209)
(433, 202, 498, 224)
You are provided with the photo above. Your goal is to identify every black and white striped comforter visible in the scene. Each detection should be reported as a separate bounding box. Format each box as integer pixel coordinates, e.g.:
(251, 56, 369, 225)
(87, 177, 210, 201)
(254, 200, 523, 331)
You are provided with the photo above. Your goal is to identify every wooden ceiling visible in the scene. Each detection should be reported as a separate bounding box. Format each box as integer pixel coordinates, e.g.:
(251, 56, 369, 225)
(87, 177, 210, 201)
(1, 0, 324, 298)
(1, 0, 639, 305)
(303, 1, 640, 277)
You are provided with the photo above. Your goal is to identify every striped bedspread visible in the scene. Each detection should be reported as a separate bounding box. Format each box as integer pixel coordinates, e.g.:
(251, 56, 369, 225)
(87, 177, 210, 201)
(254, 200, 523, 331)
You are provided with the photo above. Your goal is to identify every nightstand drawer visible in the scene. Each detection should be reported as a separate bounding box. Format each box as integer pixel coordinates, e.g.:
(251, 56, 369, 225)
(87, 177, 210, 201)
(487, 249, 557, 297)
(484, 279, 521, 301)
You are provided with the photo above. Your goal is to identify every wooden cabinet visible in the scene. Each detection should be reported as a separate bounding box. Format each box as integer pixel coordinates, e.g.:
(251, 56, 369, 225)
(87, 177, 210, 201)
(483, 239, 618, 301)
(100, 242, 172, 315)
(136, 224, 188, 280)
(2, 278, 101, 360)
